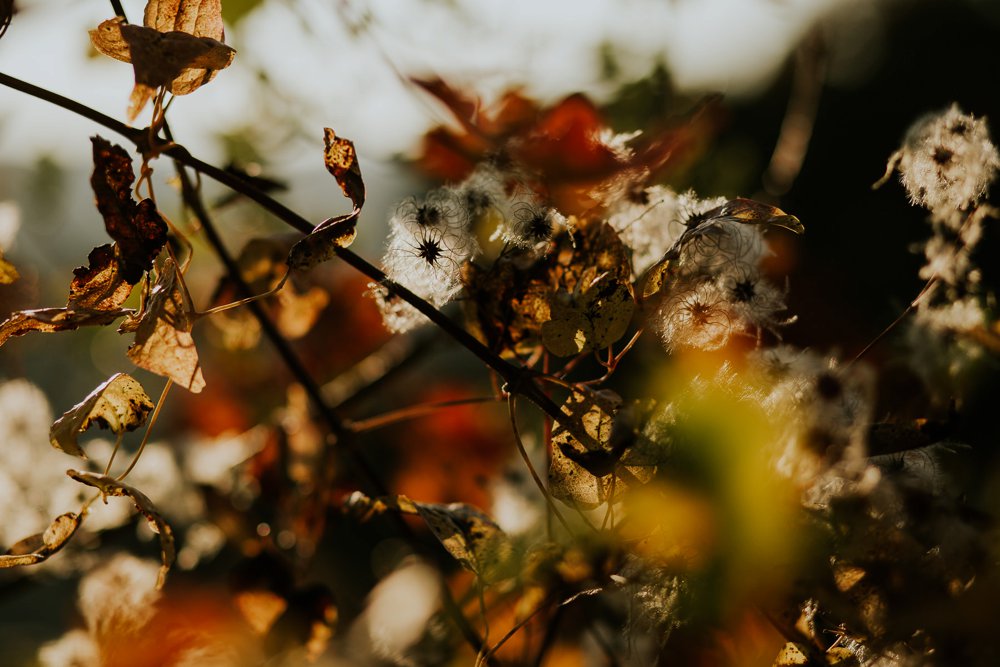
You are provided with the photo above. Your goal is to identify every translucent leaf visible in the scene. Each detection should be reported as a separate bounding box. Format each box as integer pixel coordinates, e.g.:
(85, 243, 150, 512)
(144, 0, 224, 38)
(772, 642, 810, 666)
(90, 137, 168, 284)
(288, 129, 366, 271)
(125, 258, 205, 392)
(66, 470, 175, 589)
(49, 373, 154, 458)
(549, 390, 657, 508)
(0, 513, 83, 569)
(541, 274, 634, 357)
(345, 492, 511, 580)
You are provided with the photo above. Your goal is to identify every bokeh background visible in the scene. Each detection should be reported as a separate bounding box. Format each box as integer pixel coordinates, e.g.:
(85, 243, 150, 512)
(2, 0, 1000, 664)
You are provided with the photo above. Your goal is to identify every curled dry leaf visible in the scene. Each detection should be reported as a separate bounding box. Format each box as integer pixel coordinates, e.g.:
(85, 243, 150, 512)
(549, 389, 657, 508)
(89, 16, 235, 121)
(90, 137, 169, 283)
(288, 129, 366, 271)
(66, 470, 175, 589)
(0, 512, 84, 569)
(49, 373, 154, 459)
(126, 257, 206, 392)
(642, 198, 803, 300)
(69, 244, 134, 310)
(0, 307, 130, 347)
(344, 492, 511, 580)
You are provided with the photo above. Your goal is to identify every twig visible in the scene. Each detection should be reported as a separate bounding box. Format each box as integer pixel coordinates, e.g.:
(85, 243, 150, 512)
(346, 396, 501, 433)
(507, 395, 573, 534)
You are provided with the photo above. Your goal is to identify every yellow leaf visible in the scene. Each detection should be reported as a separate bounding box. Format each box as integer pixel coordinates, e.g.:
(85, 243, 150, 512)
(49, 373, 154, 458)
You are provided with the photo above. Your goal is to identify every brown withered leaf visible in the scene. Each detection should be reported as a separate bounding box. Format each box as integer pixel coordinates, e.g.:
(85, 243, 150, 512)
(322, 128, 365, 210)
(49, 373, 154, 459)
(344, 492, 511, 580)
(90, 137, 168, 283)
(549, 390, 656, 508)
(287, 129, 366, 271)
(0, 307, 130, 347)
(0, 0, 12, 39)
(66, 470, 175, 589)
(0, 248, 18, 284)
(69, 244, 134, 309)
(0, 512, 84, 569)
(126, 258, 205, 392)
(89, 17, 235, 121)
(144, 0, 224, 38)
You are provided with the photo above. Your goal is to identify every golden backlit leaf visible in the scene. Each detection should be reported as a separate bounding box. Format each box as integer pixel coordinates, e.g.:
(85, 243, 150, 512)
(144, 0, 224, 38)
(772, 642, 810, 666)
(89, 17, 235, 121)
(49, 373, 154, 459)
(0, 513, 83, 569)
(90, 137, 168, 283)
(541, 274, 634, 357)
(287, 129, 366, 271)
(0, 307, 131, 347)
(69, 244, 134, 310)
(66, 470, 175, 589)
(126, 258, 206, 392)
(0, 248, 18, 284)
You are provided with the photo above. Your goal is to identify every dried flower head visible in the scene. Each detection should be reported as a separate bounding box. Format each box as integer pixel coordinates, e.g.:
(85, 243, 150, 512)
(607, 185, 685, 276)
(887, 104, 1000, 213)
(654, 280, 738, 352)
(493, 188, 570, 250)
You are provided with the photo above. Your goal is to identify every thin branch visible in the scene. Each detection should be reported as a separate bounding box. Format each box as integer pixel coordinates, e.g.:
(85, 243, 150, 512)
(347, 396, 501, 433)
(508, 395, 573, 534)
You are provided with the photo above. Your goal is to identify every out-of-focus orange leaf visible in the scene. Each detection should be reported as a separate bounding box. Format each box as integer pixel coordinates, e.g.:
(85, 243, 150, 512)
(288, 129, 366, 271)
(415, 77, 721, 215)
(125, 257, 206, 392)
(66, 470, 176, 589)
(90, 137, 169, 283)
(0, 512, 83, 569)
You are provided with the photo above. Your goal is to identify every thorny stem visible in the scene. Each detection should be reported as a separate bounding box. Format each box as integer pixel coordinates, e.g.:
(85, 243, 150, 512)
(0, 73, 571, 423)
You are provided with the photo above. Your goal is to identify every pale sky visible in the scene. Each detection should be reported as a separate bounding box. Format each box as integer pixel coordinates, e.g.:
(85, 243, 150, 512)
(0, 0, 863, 168)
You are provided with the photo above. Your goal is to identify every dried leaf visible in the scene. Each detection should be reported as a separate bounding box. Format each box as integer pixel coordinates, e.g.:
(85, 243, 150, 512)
(89, 17, 235, 121)
(541, 274, 634, 357)
(0, 247, 18, 284)
(90, 137, 168, 283)
(0, 513, 83, 569)
(49, 373, 154, 459)
(549, 390, 657, 508)
(772, 642, 810, 666)
(69, 244, 134, 310)
(126, 258, 205, 392)
(345, 492, 511, 580)
(287, 129, 366, 271)
(144, 0, 224, 38)
(66, 470, 175, 589)
(0, 307, 130, 347)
